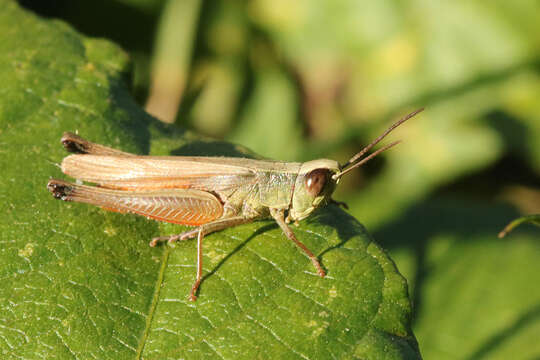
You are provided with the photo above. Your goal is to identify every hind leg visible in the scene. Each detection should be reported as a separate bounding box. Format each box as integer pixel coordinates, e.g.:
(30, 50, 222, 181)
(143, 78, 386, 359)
(60, 132, 135, 156)
(148, 217, 254, 301)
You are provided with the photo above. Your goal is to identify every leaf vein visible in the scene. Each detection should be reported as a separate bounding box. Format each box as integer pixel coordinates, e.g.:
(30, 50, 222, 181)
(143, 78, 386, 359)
(135, 247, 171, 359)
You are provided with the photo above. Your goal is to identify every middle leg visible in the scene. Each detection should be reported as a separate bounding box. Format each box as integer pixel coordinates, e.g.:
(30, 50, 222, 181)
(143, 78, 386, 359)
(188, 217, 255, 301)
(149, 216, 253, 247)
(149, 216, 255, 301)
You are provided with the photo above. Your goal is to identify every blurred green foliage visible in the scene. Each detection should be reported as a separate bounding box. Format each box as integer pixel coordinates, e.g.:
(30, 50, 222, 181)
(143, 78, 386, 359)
(9, 0, 540, 358)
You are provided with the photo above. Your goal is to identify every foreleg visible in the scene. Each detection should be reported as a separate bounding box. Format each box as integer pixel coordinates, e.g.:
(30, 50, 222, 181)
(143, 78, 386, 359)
(270, 208, 326, 278)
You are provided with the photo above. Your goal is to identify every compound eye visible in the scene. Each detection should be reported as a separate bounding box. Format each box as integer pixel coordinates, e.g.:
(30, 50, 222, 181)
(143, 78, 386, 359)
(304, 169, 328, 197)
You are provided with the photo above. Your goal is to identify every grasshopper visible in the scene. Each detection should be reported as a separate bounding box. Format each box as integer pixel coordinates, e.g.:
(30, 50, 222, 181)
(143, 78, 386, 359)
(47, 108, 423, 301)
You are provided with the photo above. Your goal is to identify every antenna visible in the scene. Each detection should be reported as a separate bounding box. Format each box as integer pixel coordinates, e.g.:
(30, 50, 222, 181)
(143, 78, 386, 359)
(332, 108, 424, 180)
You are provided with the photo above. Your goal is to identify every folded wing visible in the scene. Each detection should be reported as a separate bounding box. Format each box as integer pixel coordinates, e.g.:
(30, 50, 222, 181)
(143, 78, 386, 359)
(61, 155, 257, 191)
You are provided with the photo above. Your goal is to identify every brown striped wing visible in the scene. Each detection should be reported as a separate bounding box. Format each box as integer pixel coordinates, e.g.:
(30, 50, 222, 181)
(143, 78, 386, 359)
(50, 180, 223, 226)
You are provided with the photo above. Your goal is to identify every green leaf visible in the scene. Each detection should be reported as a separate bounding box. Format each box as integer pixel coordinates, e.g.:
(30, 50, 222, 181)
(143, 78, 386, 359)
(374, 198, 540, 359)
(416, 230, 540, 359)
(0, 2, 419, 359)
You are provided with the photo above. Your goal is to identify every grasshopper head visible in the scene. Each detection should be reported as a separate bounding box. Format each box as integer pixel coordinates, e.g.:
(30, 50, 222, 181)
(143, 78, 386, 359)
(288, 108, 424, 222)
(289, 159, 340, 221)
